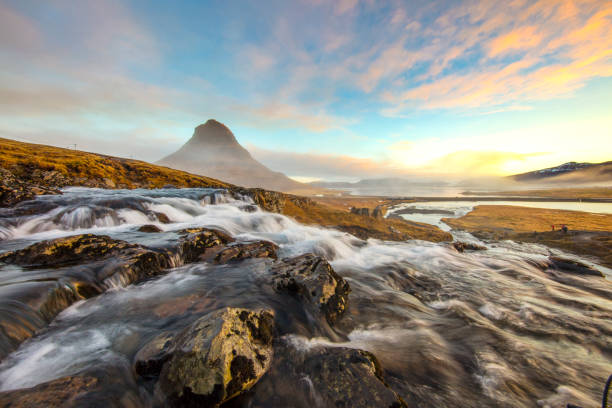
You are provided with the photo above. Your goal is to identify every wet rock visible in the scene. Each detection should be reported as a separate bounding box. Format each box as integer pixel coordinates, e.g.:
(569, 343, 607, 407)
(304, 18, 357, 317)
(212, 241, 278, 264)
(154, 212, 171, 224)
(0, 234, 138, 267)
(271, 253, 350, 324)
(134, 331, 176, 378)
(0, 168, 60, 208)
(0, 363, 141, 407)
(239, 204, 258, 213)
(138, 224, 162, 233)
(0, 235, 170, 359)
(0, 374, 100, 408)
(548, 256, 604, 277)
(245, 343, 407, 408)
(177, 228, 234, 263)
(452, 241, 487, 252)
(158, 307, 275, 407)
(230, 188, 313, 214)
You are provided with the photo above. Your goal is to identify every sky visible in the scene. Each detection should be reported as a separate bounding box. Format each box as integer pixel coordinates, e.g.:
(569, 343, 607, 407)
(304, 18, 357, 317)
(0, 0, 611, 182)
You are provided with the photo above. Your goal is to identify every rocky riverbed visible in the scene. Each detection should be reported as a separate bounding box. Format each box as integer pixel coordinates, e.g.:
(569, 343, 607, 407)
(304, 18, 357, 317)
(0, 188, 610, 407)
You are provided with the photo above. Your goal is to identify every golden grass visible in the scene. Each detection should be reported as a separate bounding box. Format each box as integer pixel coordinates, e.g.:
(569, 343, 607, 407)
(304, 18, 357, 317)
(0, 137, 230, 189)
(443, 205, 612, 233)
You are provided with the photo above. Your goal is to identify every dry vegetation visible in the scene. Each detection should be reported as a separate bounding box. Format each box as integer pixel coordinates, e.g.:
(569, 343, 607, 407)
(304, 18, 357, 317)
(0, 137, 230, 189)
(444, 205, 612, 267)
(443, 205, 612, 233)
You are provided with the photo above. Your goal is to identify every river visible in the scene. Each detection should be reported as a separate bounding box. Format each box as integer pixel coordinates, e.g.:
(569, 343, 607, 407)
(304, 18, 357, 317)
(0, 188, 610, 407)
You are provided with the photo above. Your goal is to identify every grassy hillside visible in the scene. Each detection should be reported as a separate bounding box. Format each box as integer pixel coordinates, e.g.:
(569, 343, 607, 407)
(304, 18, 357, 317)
(0, 137, 450, 242)
(0, 137, 230, 189)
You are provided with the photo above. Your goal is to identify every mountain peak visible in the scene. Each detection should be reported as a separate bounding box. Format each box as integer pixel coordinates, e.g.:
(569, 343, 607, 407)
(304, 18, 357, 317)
(158, 121, 305, 192)
(190, 119, 238, 147)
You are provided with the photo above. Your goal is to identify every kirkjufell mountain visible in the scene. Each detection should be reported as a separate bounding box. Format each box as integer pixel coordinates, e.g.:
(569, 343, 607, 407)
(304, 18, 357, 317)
(158, 120, 305, 192)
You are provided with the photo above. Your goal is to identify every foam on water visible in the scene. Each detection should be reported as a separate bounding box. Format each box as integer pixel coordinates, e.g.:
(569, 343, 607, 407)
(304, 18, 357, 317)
(0, 188, 609, 407)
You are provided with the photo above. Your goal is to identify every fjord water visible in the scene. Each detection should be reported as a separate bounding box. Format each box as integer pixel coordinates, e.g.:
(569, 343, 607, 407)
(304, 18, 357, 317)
(0, 188, 610, 407)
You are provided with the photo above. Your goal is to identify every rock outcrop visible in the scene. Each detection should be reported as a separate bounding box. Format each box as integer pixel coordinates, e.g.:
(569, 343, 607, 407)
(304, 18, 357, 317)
(157, 307, 275, 406)
(271, 254, 350, 324)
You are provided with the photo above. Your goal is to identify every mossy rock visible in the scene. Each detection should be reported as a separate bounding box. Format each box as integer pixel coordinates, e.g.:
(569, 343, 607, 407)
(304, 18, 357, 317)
(158, 307, 275, 407)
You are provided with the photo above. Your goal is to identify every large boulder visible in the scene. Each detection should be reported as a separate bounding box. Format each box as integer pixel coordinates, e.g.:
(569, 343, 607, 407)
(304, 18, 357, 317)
(245, 343, 407, 408)
(271, 254, 350, 324)
(0, 234, 138, 267)
(158, 307, 275, 407)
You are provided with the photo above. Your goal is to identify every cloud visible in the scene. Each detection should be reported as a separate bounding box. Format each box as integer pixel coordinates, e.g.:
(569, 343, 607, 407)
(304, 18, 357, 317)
(375, 0, 612, 112)
(488, 26, 543, 57)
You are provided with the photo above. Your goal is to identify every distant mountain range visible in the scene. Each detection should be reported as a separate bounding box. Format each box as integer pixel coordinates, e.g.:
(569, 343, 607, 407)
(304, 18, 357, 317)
(510, 161, 612, 184)
(157, 120, 307, 192)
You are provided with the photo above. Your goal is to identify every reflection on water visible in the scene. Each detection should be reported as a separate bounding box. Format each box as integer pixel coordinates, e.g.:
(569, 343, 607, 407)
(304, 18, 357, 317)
(0, 188, 610, 407)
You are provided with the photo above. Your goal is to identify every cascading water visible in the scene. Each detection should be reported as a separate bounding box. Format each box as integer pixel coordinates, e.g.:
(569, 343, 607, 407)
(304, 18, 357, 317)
(0, 188, 610, 407)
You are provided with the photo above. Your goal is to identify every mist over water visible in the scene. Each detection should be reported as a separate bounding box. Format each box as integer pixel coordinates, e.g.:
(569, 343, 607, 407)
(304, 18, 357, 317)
(0, 188, 610, 407)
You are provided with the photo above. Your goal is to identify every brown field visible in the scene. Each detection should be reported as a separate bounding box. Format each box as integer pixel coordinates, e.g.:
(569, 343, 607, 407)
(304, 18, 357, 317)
(444, 205, 612, 267)
(443, 205, 612, 233)
(0, 137, 450, 242)
(464, 187, 612, 199)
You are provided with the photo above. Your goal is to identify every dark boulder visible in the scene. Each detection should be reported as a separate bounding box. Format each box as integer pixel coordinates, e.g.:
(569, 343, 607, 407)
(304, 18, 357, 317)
(271, 253, 350, 324)
(548, 256, 604, 277)
(138, 224, 163, 233)
(157, 307, 275, 407)
(245, 344, 407, 408)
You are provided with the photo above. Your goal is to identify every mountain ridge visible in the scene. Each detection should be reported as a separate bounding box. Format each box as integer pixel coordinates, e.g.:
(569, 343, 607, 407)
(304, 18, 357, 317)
(510, 161, 612, 183)
(157, 120, 306, 192)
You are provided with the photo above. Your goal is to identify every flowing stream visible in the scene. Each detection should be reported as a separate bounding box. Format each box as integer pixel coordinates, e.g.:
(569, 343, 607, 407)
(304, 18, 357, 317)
(0, 188, 610, 407)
